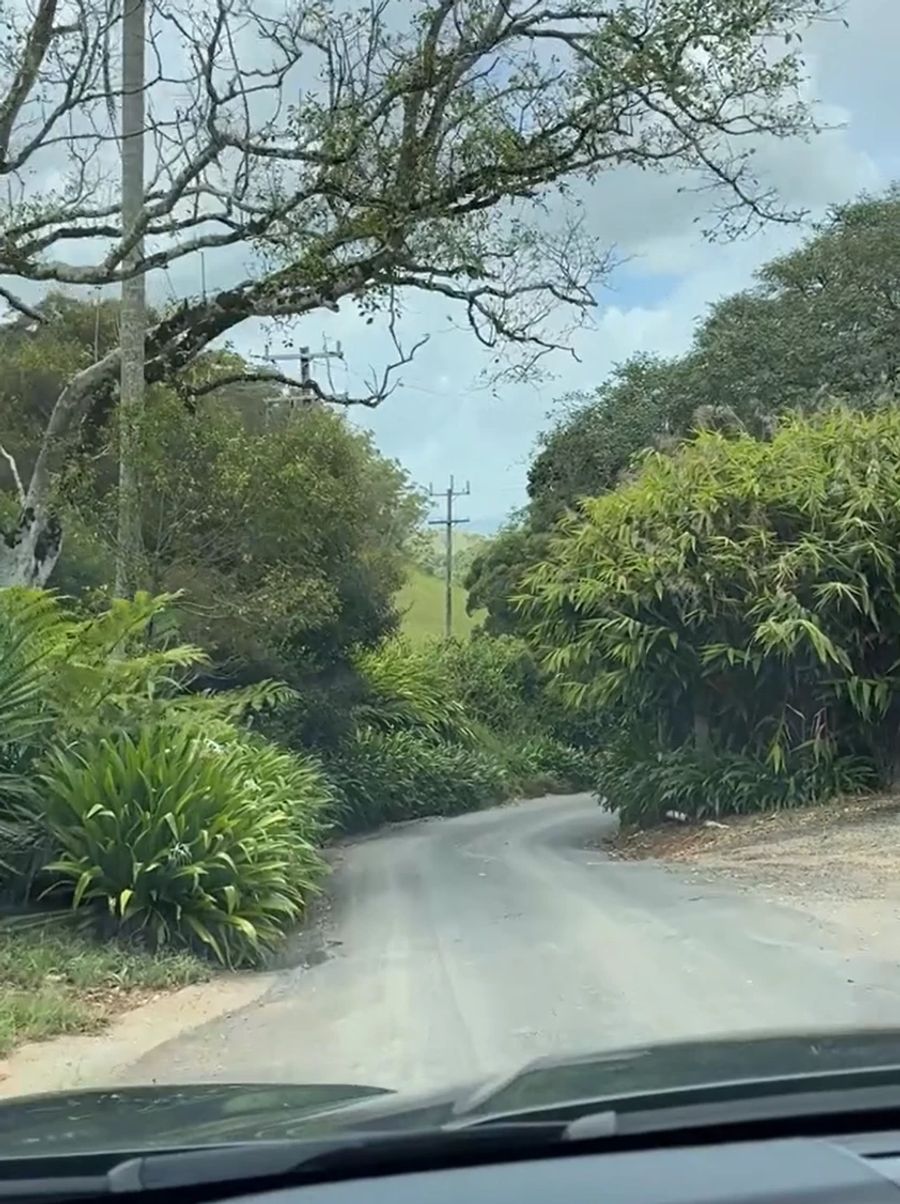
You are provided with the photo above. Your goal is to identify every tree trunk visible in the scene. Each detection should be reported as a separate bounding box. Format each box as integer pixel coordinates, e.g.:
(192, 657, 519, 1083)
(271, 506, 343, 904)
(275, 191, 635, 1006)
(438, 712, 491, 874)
(693, 706, 711, 754)
(0, 507, 62, 587)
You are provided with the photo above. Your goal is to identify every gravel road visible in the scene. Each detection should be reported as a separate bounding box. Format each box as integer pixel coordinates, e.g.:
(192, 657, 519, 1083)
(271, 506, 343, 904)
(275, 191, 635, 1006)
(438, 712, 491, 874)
(119, 794, 900, 1094)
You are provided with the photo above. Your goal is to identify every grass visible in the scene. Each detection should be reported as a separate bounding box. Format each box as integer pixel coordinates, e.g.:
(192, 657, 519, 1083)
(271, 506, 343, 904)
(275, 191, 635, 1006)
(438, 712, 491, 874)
(0, 926, 210, 1057)
(397, 566, 484, 645)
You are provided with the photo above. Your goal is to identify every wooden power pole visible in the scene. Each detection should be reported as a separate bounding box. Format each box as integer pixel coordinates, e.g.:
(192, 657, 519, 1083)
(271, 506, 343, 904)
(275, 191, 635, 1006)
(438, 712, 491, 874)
(428, 476, 470, 639)
(114, 0, 146, 597)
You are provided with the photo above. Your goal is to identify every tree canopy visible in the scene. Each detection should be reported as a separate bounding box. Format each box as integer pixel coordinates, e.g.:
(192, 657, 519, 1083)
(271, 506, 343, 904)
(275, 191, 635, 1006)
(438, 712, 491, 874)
(468, 186, 900, 635)
(0, 0, 833, 585)
(519, 408, 900, 820)
(0, 295, 423, 679)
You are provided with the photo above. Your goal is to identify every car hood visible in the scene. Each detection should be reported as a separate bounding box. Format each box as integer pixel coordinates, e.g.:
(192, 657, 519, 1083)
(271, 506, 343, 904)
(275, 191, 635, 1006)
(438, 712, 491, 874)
(5, 1028, 900, 1154)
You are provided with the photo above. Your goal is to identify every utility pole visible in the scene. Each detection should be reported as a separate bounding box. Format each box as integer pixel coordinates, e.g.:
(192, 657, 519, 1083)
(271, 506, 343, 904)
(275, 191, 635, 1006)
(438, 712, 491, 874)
(114, 0, 146, 597)
(253, 342, 346, 415)
(428, 476, 470, 640)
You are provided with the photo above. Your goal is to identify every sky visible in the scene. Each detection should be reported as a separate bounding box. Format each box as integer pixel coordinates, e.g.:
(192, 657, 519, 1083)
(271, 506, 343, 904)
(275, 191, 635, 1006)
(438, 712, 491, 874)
(222, 0, 896, 533)
(4, 0, 896, 534)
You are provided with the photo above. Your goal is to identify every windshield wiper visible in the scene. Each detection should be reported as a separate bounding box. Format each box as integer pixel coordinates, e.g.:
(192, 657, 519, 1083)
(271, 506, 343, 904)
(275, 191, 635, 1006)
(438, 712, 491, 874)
(109, 1123, 571, 1194)
(0, 1123, 572, 1200)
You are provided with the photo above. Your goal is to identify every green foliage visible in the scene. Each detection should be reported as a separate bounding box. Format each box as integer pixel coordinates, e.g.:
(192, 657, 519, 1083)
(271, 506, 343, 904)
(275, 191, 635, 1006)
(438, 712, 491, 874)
(438, 634, 542, 733)
(502, 735, 598, 797)
(38, 723, 328, 967)
(0, 586, 299, 744)
(473, 188, 900, 644)
(0, 590, 63, 799)
(322, 630, 594, 831)
(436, 632, 603, 758)
(0, 587, 330, 960)
(694, 188, 900, 425)
(463, 524, 549, 636)
(522, 407, 900, 821)
(353, 638, 474, 743)
(0, 295, 425, 681)
(328, 729, 507, 833)
(600, 742, 876, 828)
(81, 390, 424, 676)
(528, 189, 900, 531)
(527, 355, 699, 524)
(0, 589, 77, 897)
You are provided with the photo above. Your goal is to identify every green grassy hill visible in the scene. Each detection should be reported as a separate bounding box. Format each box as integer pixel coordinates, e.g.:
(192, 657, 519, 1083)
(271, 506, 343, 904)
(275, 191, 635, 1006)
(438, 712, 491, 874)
(397, 567, 483, 644)
(412, 529, 489, 584)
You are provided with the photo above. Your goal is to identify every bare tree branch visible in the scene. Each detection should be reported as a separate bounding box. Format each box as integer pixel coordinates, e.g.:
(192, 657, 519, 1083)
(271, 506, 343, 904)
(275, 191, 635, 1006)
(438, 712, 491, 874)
(0, 0, 839, 585)
(0, 285, 45, 323)
(187, 323, 430, 408)
(0, 443, 25, 504)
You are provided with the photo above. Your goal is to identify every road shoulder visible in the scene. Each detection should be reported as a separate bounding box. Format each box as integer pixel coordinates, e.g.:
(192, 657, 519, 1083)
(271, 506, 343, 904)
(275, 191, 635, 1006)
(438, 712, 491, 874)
(606, 794, 900, 963)
(0, 972, 275, 1098)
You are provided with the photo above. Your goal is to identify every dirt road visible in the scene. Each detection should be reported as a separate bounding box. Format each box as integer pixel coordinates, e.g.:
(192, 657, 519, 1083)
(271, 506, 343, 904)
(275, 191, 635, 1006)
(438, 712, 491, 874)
(117, 794, 900, 1094)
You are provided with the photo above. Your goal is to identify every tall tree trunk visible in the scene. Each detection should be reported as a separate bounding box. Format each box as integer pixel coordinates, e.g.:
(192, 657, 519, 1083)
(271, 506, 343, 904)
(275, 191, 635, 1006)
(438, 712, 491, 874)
(114, 0, 146, 598)
(0, 351, 120, 588)
(693, 705, 711, 754)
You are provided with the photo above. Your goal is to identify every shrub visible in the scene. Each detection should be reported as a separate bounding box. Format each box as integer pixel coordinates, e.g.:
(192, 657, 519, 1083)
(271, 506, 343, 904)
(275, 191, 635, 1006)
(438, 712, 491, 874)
(504, 736, 598, 794)
(0, 589, 71, 902)
(37, 723, 328, 967)
(436, 633, 606, 757)
(327, 729, 506, 833)
(437, 635, 541, 733)
(0, 589, 65, 799)
(353, 638, 473, 743)
(521, 408, 900, 810)
(599, 740, 877, 828)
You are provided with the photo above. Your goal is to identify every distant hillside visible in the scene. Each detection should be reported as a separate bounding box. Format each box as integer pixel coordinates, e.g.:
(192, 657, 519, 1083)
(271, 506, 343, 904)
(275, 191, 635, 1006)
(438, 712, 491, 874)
(396, 566, 484, 644)
(411, 528, 489, 584)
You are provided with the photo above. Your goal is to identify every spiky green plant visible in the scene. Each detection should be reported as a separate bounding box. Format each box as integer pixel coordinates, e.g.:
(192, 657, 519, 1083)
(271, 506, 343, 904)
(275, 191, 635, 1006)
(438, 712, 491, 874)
(38, 723, 328, 966)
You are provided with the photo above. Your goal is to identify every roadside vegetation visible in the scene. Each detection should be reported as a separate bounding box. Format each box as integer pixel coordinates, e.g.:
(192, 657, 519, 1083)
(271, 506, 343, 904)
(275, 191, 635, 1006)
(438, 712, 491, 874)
(469, 187, 900, 828)
(0, 930, 207, 1057)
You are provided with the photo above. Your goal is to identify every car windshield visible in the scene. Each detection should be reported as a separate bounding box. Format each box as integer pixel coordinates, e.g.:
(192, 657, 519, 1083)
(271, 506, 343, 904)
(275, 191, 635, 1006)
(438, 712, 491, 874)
(0, 0, 898, 1154)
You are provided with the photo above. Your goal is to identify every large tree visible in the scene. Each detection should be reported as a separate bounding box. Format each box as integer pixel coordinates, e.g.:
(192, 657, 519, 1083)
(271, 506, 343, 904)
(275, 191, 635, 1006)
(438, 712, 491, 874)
(528, 187, 900, 524)
(123, 393, 423, 676)
(0, 295, 423, 673)
(0, 0, 833, 585)
(469, 186, 900, 635)
(464, 522, 548, 636)
(692, 187, 900, 422)
(526, 354, 699, 525)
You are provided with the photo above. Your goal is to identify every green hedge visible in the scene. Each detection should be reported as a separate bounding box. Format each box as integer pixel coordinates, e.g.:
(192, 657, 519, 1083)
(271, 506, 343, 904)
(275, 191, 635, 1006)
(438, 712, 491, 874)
(598, 739, 876, 828)
(501, 735, 597, 796)
(327, 729, 508, 833)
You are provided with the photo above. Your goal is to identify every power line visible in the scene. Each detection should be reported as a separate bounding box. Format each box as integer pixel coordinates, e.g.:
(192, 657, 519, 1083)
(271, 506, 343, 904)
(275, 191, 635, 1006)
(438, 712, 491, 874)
(428, 475, 470, 640)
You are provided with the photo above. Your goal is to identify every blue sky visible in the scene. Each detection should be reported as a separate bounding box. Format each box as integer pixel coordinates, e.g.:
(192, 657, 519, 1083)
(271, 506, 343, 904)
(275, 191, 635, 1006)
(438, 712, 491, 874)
(232, 0, 892, 533)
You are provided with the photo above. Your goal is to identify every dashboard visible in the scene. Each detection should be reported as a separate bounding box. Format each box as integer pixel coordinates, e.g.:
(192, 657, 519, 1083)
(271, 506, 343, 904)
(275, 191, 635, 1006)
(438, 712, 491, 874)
(221, 1133, 900, 1204)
